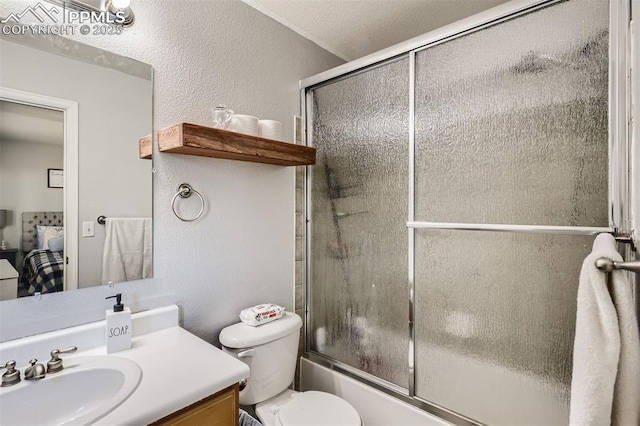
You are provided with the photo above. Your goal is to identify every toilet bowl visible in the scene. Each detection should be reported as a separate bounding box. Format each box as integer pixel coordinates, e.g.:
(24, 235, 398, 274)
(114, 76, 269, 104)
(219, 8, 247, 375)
(220, 312, 362, 426)
(255, 389, 361, 426)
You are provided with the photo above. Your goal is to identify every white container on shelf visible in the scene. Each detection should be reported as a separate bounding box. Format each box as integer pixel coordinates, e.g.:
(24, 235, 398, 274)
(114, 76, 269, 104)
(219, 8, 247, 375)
(228, 114, 259, 136)
(258, 119, 282, 140)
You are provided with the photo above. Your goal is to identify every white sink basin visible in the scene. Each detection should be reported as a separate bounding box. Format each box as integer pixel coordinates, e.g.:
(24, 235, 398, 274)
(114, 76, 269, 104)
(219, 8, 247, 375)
(0, 355, 142, 426)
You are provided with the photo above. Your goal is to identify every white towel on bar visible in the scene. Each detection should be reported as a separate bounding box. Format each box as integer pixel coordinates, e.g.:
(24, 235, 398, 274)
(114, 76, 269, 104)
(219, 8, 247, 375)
(101, 218, 152, 285)
(569, 233, 640, 426)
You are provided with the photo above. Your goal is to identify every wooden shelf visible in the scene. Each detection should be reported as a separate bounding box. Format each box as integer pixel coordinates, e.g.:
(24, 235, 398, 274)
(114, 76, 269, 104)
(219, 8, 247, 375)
(139, 134, 152, 159)
(157, 123, 315, 166)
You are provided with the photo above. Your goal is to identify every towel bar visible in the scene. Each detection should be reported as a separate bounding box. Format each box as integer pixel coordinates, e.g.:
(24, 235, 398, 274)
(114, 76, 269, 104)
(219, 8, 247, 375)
(97, 215, 107, 225)
(595, 258, 640, 274)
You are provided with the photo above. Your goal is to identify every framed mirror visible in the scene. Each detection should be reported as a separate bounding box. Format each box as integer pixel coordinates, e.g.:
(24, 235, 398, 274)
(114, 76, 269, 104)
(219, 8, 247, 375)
(0, 30, 153, 300)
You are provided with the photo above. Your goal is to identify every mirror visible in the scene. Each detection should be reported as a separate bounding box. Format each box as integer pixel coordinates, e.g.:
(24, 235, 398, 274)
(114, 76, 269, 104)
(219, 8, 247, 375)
(0, 31, 153, 299)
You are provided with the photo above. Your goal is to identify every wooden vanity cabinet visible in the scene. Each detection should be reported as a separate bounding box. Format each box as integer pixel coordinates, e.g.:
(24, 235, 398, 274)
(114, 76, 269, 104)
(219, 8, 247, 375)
(153, 383, 239, 426)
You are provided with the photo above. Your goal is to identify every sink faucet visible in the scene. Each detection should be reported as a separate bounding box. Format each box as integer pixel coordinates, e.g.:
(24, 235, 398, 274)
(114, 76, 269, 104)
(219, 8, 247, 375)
(47, 346, 78, 373)
(24, 359, 46, 380)
(1, 360, 21, 387)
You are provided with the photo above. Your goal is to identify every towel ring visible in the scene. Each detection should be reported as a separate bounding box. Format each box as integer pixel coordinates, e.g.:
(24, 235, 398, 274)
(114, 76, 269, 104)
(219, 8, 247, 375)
(171, 183, 204, 222)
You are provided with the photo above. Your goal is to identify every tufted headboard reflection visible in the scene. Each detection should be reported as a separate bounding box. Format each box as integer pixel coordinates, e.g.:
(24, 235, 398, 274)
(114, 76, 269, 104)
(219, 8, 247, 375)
(22, 212, 63, 253)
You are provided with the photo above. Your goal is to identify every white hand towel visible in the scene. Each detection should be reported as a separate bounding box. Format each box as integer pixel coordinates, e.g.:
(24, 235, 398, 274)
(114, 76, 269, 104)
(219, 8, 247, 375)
(101, 218, 152, 284)
(570, 233, 640, 426)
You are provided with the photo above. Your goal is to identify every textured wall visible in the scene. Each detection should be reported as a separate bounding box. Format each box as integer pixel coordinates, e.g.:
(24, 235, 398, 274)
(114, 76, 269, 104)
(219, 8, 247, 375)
(0, 0, 343, 343)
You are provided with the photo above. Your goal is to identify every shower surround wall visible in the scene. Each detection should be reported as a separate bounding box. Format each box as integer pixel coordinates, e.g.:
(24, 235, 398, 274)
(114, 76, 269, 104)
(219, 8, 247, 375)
(303, 0, 619, 424)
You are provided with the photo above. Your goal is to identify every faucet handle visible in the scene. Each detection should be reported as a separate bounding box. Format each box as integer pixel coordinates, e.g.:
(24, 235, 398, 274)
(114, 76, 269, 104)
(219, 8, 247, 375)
(25, 359, 46, 380)
(0, 360, 21, 387)
(47, 346, 78, 373)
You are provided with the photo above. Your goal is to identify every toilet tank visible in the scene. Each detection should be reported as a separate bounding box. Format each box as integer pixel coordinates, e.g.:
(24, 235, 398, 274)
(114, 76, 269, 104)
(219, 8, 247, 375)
(220, 312, 302, 405)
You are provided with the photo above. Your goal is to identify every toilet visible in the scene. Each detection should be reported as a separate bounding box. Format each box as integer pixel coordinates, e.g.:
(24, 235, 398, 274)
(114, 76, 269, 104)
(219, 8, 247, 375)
(220, 312, 362, 426)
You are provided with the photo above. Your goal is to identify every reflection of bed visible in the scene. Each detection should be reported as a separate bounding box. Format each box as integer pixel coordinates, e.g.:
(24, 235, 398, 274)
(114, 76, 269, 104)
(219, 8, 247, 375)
(20, 249, 64, 295)
(19, 212, 64, 297)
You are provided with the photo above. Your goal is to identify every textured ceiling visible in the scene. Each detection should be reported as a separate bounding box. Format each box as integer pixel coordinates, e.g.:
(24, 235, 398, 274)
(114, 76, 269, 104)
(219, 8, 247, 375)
(242, 0, 512, 60)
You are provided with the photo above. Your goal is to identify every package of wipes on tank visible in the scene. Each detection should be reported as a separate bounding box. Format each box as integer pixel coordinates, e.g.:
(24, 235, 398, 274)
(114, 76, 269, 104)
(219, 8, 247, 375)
(240, 304, 285, 326)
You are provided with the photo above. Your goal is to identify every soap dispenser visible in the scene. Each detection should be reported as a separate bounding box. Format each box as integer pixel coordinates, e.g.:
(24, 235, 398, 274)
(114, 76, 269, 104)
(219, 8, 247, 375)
(105, 293, 131, 354)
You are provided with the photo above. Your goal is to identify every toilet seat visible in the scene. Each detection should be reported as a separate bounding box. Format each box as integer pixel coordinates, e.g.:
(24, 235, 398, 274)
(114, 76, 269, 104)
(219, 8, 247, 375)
(275, 391, 361, 426)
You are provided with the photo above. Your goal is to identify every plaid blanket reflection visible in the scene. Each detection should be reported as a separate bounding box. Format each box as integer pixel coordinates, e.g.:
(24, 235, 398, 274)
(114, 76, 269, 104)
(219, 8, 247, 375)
(19, 249, 64, 296)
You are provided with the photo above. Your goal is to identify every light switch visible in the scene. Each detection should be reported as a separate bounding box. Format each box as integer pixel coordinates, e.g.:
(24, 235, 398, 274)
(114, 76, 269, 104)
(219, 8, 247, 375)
(82, 221, 95, 237)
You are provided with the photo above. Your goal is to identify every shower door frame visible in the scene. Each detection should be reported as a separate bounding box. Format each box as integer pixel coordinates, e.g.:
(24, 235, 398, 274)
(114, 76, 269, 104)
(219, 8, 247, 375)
(300, 0, 635, 424)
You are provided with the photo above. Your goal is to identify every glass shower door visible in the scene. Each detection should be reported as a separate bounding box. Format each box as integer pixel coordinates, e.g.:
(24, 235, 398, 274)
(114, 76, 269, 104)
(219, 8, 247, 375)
(305, 0, 619, 424)
(413, 0, 610, 424)
(308, 58, 410, 388)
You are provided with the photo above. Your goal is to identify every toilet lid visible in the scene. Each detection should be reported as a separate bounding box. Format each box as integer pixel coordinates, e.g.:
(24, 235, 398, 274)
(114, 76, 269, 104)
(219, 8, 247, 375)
(276, 391, 360, 426)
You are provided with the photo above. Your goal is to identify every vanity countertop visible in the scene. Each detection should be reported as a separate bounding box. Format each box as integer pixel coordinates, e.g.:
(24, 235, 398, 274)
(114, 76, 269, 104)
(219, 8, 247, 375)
(89, 325, 249, 425)
(0, 305, 249, 426)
